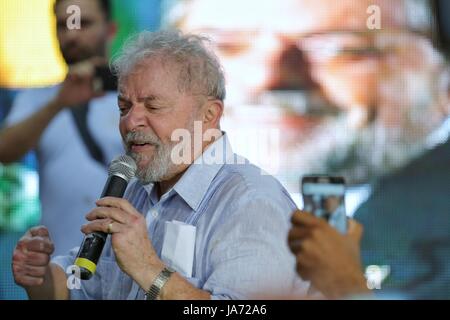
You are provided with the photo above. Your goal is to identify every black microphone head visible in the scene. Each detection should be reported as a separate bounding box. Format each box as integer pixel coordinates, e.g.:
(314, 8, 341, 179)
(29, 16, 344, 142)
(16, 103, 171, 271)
(108, 154, 137, 182)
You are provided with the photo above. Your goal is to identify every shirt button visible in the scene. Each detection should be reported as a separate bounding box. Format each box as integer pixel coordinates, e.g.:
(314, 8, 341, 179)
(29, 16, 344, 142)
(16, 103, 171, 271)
(150, 209, 159, 218)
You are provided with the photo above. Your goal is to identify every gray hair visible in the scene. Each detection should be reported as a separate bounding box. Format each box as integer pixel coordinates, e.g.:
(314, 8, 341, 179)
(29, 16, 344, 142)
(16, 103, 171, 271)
(111, 29, 226, 101)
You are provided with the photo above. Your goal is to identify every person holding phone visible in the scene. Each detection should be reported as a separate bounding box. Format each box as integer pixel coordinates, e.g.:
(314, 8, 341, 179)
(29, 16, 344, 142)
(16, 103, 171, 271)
(288, 209, 371, 299)
(0, 0, 123, 256)
(288, 210, 371, 299)
(287, 175, 370, 299)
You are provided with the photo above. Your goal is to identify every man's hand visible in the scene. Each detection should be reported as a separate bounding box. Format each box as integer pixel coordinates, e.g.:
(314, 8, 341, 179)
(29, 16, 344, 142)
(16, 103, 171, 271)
(12, 226, 55, 287)
(81, 197, 165, 289)
(53, 58, 106, 109)
(288, 210, 370, 299)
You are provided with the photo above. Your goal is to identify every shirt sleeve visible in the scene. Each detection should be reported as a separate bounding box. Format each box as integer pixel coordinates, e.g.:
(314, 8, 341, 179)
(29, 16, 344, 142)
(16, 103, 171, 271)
(51, 247, 104, 300)
(203, 190, 309, 300)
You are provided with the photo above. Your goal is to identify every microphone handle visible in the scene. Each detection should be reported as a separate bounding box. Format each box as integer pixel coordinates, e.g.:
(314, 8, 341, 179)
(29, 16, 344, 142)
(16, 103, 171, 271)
(75, 175, 128, 280)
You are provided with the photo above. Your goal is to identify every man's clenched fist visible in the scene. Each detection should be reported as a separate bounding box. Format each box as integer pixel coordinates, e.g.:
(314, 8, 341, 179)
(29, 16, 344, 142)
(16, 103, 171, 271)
(12, 226, 55, 287)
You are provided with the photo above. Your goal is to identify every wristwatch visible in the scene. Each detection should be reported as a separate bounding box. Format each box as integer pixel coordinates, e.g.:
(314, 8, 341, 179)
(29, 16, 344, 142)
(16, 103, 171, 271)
(145, 266, 176, 300)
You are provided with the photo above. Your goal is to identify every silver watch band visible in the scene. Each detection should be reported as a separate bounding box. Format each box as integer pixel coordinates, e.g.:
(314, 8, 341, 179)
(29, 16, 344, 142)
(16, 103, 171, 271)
(145, 266, 176, 300)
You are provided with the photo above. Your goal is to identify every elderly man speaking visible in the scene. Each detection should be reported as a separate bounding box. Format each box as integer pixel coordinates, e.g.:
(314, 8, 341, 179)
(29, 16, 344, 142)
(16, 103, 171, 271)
(11, 30, 304, 300)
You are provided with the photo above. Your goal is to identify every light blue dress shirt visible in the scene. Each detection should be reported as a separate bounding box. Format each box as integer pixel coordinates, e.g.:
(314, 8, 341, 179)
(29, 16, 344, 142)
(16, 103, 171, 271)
(53, 134, 307, 299)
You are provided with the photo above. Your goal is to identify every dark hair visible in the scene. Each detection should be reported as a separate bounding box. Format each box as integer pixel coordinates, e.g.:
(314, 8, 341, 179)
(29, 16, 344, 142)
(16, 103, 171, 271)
(54, 0, 112, 21)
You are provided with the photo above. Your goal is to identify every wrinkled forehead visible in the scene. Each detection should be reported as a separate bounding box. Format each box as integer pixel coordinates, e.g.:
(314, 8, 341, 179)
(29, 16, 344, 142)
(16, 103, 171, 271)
(116, 54, 205, 103)
(117, 54, 178, 82)
(118, 56, 177, 89)
(181, 0, 411, 33)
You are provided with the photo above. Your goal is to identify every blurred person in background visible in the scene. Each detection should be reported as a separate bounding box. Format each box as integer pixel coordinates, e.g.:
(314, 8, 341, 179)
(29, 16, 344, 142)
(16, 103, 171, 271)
(286, 0, 450, 299)
(0, 0, 124, 256)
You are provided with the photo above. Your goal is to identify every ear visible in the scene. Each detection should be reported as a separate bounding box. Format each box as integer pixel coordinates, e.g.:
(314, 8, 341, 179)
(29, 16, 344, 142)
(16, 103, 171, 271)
(202, 99, 224, 129)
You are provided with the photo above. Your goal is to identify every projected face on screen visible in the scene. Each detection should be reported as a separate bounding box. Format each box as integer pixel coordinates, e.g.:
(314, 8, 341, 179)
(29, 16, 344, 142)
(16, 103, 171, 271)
(177, 0, 410, 112)
(171, 0, 443, 191)
(173, 0, 337, 192)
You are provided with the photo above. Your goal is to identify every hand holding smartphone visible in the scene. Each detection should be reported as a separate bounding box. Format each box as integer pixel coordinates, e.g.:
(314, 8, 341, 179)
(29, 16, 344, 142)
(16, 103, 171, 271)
(301, 175, 347, 234)
(93, 65, 118, 92)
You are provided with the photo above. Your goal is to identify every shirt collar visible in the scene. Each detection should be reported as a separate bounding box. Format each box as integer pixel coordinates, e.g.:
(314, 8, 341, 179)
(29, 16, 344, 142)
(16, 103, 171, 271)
(426, 116, 450, 149)
(141, 132, 235, 211)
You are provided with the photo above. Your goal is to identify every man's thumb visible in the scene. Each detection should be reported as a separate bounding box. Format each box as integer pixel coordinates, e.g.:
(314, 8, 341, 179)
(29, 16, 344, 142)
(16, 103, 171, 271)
(29, 226, 50, 238)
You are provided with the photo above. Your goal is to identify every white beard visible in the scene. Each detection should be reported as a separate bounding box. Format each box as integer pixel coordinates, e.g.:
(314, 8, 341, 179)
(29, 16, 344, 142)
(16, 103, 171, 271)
(290, 114, 432, 186)
(124, 131, 177, 184)
(125, 116, 197, 184)
(290, 65, 447, 186)
(129, 142, 175, 184)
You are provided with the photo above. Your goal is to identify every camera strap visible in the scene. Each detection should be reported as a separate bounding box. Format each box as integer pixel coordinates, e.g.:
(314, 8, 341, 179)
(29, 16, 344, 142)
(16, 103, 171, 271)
(70, 103, 107, 168)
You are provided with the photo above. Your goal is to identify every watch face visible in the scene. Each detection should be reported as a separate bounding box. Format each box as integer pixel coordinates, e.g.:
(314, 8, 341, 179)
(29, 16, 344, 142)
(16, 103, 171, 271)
(166, 266, 176, 273)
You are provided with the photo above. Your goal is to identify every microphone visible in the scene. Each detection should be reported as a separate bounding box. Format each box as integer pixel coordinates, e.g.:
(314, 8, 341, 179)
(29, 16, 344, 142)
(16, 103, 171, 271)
(74, 154, 137, 280)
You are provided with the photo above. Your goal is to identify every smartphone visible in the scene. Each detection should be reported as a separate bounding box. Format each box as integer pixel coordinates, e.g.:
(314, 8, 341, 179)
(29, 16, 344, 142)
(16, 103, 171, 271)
(301, 175, 347, 234)
(93, 65, 118, 92)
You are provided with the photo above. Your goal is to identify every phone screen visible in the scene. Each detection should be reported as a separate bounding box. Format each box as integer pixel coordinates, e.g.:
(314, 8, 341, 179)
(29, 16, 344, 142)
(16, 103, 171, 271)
(301, 175, 347, 234)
